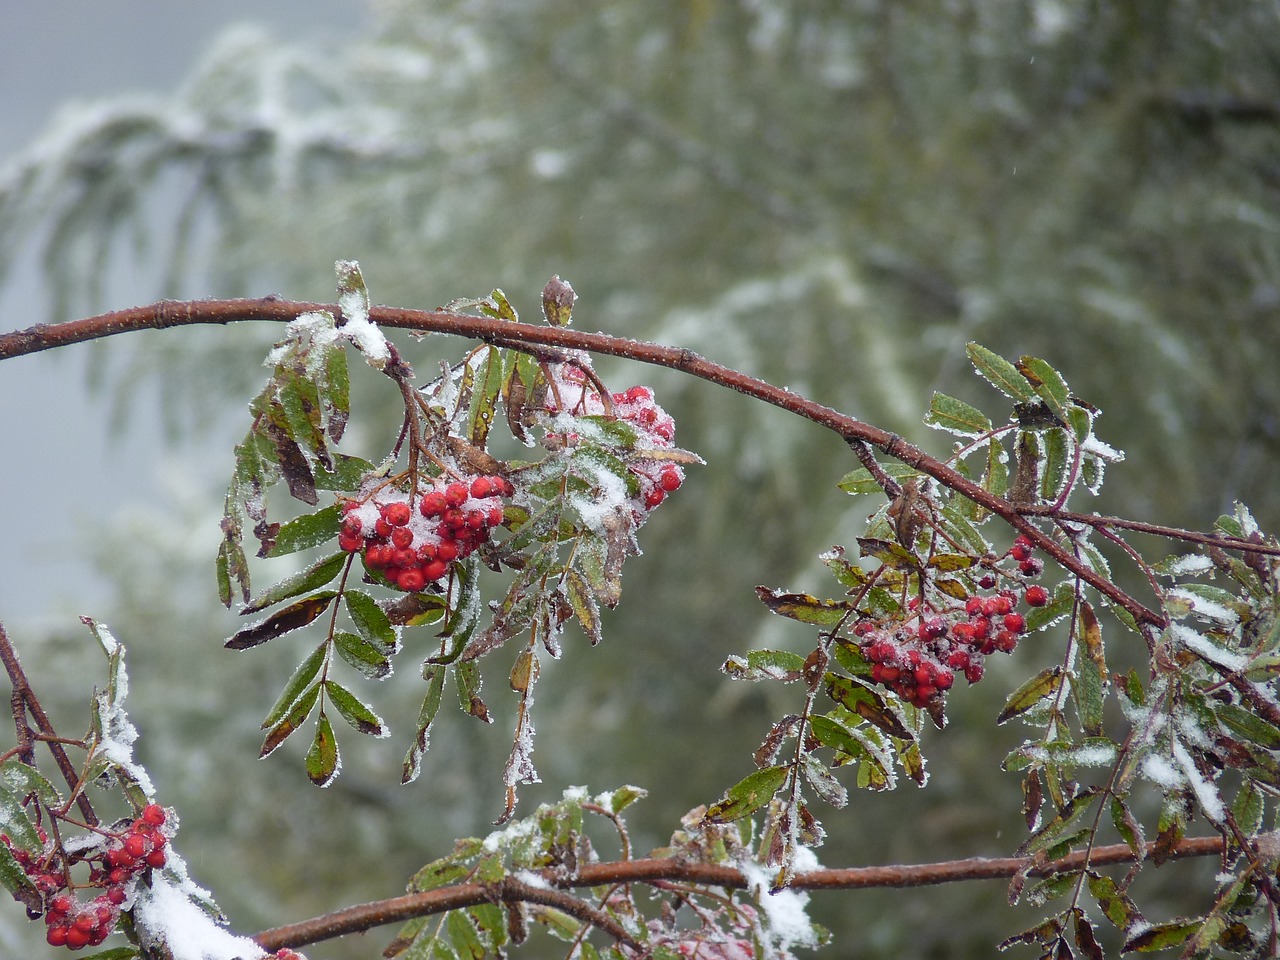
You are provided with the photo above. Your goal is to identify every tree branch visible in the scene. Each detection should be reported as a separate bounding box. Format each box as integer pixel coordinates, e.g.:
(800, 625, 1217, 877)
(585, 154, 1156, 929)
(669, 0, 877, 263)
(253, 834, 1232, 950)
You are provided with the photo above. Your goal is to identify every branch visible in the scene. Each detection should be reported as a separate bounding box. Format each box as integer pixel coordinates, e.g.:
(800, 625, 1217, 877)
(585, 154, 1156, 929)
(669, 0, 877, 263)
(253, 834, 1232, 950)
(0, 299, 1192, 628)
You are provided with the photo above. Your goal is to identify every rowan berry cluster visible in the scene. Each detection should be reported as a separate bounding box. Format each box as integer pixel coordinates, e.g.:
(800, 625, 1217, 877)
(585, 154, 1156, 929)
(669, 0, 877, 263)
(339, 473, 514, 592)
(857, 536, 1048, 708)
(546, 365, 685, 515)
(4, 803, 170, 950)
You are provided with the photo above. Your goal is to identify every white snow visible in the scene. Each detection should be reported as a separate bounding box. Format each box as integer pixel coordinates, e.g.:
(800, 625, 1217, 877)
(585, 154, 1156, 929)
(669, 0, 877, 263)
(1166, 589, 1239, 628)
(1161, 554, 1213, 577)
(132, 873, 265, 960)
(1140, 754, 1181, 792)
(740, 856, 820, 957)
(1172, 737, 1224, 823)
(335, 261, 390, 369)
(1170, 623, 1247, 671)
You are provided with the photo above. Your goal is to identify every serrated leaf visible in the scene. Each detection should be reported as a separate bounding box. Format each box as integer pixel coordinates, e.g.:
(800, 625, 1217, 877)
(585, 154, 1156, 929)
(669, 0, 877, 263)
(0, 759, 62, 809)
(1017, 788, 1100, 857)
(467, 347, 504, 447)
(322, 343, 350, 443)
(243, 552, 348, 615)
(997, 667, 1064, 724)
(325, 680, 388, 737)
(925, 392, 993, 437)
(306, 711, 341, 786)
(225, 592, 337, 650)
(826, 676, 914, 740)
(563, 568, 602, 645)
(755, 586, 857, 625)
(1122, 920, 1199, 952)
(260, 681, 322, 758)
(1075, 602, 1107, 736)
(456, 661, 491, 722)
(1040, 427, 1070, 501)
(722, 649, 806, 682)
(345, 590, 397, 653)
(802, 755, 849, 808)
(606, 785, 647, 814)
(313, 454, 372, 491)
(836, 462, 924, 495)
(966, 342, 1035, 402)
(402, 665, 448, 783)
(703, 765, 789, 823)
(262, 642, 329, 729)
(855, 537, 920, 571)
(266, 505, 342, 557)
(1109, 797, 1144, 859)
(448, 909, 487, 960)
(333, 630, 393, 680)
(1017, 356, 1070, 422)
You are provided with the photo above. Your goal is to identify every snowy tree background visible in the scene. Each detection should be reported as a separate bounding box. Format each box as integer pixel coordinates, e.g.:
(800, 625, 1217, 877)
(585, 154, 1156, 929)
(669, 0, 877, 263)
(2, 2, 1279, 956)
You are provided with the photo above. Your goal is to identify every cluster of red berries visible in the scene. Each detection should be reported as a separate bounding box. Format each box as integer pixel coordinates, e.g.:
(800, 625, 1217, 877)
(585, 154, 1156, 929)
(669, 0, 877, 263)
(546, 366, 685, 515)
(3, 803, 170, 950)
(857, 536, 1049, 708)
(339, 474, 514, 592)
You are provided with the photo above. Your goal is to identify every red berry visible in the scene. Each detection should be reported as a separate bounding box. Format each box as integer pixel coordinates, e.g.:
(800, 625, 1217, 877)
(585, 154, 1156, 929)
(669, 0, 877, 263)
(1025, 585, 1049, 607)
(964, 662, 985, 684)
(145, 849, 166, 869)
(391, 527, 414, 549)
(1003, 612, 1026, 633)
(123, 835, 147, 859)
(445, 482, 470, 507)
(374, 518, 393, 538)
(398, 568, 427, 592)
(435, 541, 459, 563)
(67, 926, 91, 948)
(341, 516, 363, 537)
(496, 477, 515, 498)
(392, 548, 416, 569)
(73, 912, 96, 933)
(46, 925, 69, 947)
(643, 487, 665, 509)
(965, 597, 984, 616)
(624, 386, 652, 403)
(339, 534, 363, 553)
(420, 492, 448, 517)
(994, 630, 1019, 653)
(424, 560, 449, 582)
(978, 573, 998, 590)
(442, 508, 464, 528)
(470, 477, 493, 498)
(383, 501, 412, 526)
(107, 887, 126, 905)
(659, 467, 682, 492)
(1020, 558, 1045, 577)
(50, 894, 74, 914)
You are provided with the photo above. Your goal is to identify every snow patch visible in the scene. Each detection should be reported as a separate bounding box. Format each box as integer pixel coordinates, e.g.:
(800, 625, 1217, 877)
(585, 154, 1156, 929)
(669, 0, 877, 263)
(1170, 623, 1246, 671)
(133, 873, 265, 960)
(741, 857, 820, 957)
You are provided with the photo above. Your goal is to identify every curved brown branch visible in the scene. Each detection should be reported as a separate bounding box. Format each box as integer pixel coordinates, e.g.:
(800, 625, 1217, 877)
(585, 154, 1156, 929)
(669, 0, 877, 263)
(253, 834, 1232, 950)
(0, 298, 1195, 629)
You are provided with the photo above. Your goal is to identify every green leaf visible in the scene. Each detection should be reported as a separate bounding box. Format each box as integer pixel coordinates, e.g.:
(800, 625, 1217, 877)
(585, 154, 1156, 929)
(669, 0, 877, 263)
(997, 667, 1065, 725)
(563, 568, 602, 646)
(1122, 920, 1199, 952)
(607, 785, 647, 814)
(345, 590, 398, 653)
(261, 642, 329, 729)
(225, 591, 338, 650)
(242, 552, 348, 614)
(260, 681, 322, 758)
(325, 680, 388, 738)
(467, 346, 504, 447)
(1074, 602, 1107, 736)
(1017, 788, 1100, 857)
(924, 392, 993, 437)
(966, 342, 1035, 402)
(333, 630, 393, 680)
(837, 462, 924, 495)
(1039, 427, 1069, 501)
(802, 755, 849, 808)
(1016, 356, 1070, 422)
(1216, 702, 1280, 749)
(402, 665, 448, 784)
(826, 676, 915, 740)
(313, 454, 372, 491)
(447, 909, 487, 960)
(322, 342, 350, 443)
(216, 538, 247, 607)
(0, 759, 62, 809)
(755, 586, 857, 625)
(455, 661, 491, 722)
(266, 504, 342, 557)
(722, 648, 807, 683)
(305, 711, 341, 786)
(1025, 582, 1077, 632)
(703, 765, 789, 823)
(855, 537, 920, 571)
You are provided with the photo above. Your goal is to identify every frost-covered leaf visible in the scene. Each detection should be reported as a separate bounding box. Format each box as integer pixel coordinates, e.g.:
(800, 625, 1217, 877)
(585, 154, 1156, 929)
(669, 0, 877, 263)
(225, 591, 337, 650)
(265, 504, 342, 557)
(1016, 356, 1070, 422)
(333, 630, 392, 680)
(402, 665, 448, 784)
(563, 568, 602, 645)
(826, 676, 914, 740)
(703, 765, 788, 823)
(467, 346, 504, 447)
(345, 590, 398, 653)
(1122, 920, 1199, 953)
(755, 587, 857, 625)
(722, 649, 806, 683)
(305, 711, 341, 786)
(967, 342, 1035, 402)
(925, 392, 992, 437)
(1074, 602, 1107, 736)
(261, 641, 328, 729)
(242, 552, 347, 614)
(997, 667, 1064, 725)
(325, 680, 388, 738)
(802, 755, 848, 808)
(836, 462, 924, 495)
(260, 681, 322, 758)
(456, 661, 491, 722)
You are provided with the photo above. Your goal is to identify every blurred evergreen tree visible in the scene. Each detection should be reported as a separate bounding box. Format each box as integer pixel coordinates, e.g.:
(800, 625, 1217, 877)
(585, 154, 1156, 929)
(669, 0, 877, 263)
(2, 2, 1278, 956)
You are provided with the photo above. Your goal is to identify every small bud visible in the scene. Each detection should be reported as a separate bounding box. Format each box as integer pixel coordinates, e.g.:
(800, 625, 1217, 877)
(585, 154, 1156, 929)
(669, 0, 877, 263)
(541, 275, 576, 326)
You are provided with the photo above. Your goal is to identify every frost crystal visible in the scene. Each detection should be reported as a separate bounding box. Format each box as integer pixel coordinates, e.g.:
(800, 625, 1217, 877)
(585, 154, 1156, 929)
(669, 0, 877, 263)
(741, 853, 820, 959)
(1172, 737, 1224, 823)
(1169, 623, 1246, 672)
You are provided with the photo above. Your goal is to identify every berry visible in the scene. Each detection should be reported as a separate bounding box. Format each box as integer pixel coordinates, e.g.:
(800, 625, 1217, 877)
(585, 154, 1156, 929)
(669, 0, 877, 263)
(1025, 585, 1049, 607)
(420, 492, 448, 517)
(46, 925, 69, 947)
(444, 482, 470, 507)
(659, 467, 682, 492)
(424, 560, 449, 582)
(145, 849, 166, 869)
(435, 541, 459, 563)
(470, 476, 494, 498)
(123, 835, 147, 859)
(66, 926, 90, 949)
(965, 597, 985, 617)
(382, 501, 412, 526)
(1019, 558, 1045, 577)
(643, 487, 665, 509)
(374, 518, 393, 538)
(107, 887, 126, 905)
(390, 527, 414, 549)
(1003, 612, 1026, 633)
(398, 568, 427, 592)
(338, 534, 363, 553)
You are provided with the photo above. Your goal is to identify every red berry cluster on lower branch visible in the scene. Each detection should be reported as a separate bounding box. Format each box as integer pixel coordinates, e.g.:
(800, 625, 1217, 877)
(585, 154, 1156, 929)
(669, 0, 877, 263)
(339, 474, 514, 592)
(3, 803, 170, 950)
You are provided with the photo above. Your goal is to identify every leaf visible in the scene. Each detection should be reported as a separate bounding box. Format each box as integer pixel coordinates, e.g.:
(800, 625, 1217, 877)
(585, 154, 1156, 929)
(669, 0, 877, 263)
(722, 649, 806, 683)
(225, 591, 337, 650)
(755, 586, 857, 625)
(261, 641, 328, 729)
(305, 711, 341, 786)
(703, 765, 789, 823)
(837, 462, 925, 495)
(1121, 920, 1199, 952)
(563, 568, 602, 645)
(333, 631, 393, 680)
(1074, 602, 1107, 736)
(1017, 788, 1100, 857)
(467, 346, 504, 447)
(1040, 427, 1070, 501)
(242, 552, 348, 614)
(966, 342, 1035, 402)
(216, 538, 248, 607)
(826, 676, 915, 740)
(402, 666, 448, 784)
(345, 590, 398, 653)
(313, 454, 372, 491)
(802, 755, 849, 808)
(456, 661, 491, 722)
(925, 392, 993, 437)
(325, 680, 388, 737)
(855, 537, 920, 570)
(997, 667, 1064, 724)
(1017, 356, 1070, 422)
(260, 681, 322, 758)
(265, 504, 342, 557)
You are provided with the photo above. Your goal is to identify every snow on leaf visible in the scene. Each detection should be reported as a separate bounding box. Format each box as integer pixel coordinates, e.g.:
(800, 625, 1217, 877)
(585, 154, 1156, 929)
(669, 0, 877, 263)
(133, 871, 266, 960)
